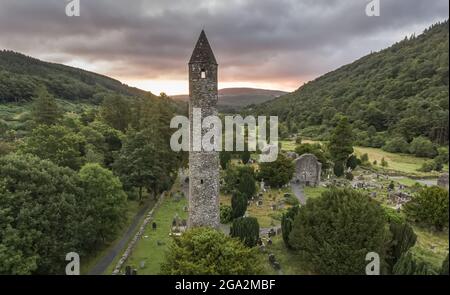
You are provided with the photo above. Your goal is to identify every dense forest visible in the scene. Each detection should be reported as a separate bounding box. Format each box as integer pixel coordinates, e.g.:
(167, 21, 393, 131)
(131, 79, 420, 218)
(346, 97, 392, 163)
(0, 50, 188, 273)
(0, 50, 150, 103)
(250, 21, 449, 147)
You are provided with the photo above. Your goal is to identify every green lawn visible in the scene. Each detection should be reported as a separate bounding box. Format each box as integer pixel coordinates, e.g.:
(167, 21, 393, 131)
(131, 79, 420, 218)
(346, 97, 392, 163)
(124, 194, 188, 275)
(354, 146, 447, 177)
(411, 226, 449, 271)
(280, 139, 447, 177)
(221, 187, 293, 228)
(260, 235, 311, 275)
(303, 186, 328, 200)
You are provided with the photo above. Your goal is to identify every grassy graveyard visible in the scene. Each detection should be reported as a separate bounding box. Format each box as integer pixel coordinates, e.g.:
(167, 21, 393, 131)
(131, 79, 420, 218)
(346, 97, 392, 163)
(119, 188, 188, 275)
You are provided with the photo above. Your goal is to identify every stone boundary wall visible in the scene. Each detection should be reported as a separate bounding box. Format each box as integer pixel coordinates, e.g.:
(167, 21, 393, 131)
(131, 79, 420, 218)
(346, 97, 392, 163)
(112, 192, 167, 275)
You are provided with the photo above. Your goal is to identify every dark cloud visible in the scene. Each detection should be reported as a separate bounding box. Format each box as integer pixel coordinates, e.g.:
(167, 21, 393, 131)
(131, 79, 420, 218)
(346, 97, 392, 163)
(0, 0, 448, 92)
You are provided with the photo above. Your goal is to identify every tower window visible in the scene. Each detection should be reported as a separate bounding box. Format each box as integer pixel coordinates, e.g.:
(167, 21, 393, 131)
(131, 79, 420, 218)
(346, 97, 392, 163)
(200, 69, 206, 79)
(200, 179, 204, 184)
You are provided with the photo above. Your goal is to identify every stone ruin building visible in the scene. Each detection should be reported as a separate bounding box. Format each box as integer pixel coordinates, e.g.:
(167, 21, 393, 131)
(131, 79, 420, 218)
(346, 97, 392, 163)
(293, 153, 322, 187)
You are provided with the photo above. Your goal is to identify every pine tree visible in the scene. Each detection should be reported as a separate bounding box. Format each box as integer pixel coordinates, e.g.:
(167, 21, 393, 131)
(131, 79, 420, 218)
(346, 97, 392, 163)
(31, 86, 61, 125)
(281, 205, 299, 248)
(231, 192, 247, 219)
(328, 117, 354, 163)
(387, 221, 417, 270)
(393, 251, 436, 275)
(230, 217, 260, 247)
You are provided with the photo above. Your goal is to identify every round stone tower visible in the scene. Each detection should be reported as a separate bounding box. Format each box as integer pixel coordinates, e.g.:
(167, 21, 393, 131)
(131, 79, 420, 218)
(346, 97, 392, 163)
(188, 30, 220, 228)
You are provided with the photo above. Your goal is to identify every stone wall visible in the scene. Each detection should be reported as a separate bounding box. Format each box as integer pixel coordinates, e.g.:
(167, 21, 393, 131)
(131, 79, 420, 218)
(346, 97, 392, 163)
(293, 153, 322, 187)
(112, 192, 166, 275)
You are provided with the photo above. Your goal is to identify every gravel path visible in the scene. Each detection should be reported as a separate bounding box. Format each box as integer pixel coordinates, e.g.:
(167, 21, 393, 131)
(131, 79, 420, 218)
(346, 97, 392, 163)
(290, 182, 306, 205)
(87, 199, 155, 275)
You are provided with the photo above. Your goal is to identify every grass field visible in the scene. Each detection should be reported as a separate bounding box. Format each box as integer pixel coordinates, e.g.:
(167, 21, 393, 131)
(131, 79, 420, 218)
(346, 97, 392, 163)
(411, 226, 449, 271)
(280, 139, 447, 177)
(260, 235, 310, 275)
(123, 194, 188, 275)
(220, 187, 292, 228)
(303, 186, 328, 200)
(353, 146, 448, 177)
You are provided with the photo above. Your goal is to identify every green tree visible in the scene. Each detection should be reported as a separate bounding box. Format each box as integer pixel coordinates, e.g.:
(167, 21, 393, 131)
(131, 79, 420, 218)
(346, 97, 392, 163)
(333, 160, 345, 177)
(295, 143, 330, 170)
(281, 205, 300, 249)
(387, 221, 417, 270)
(78, 163, 127, 245)
(220, 205, 233, 224)
(19, 125, 86, 170)
(346, 155, 360, 170)
(114, 127, 177, 200)
(241, 150, 251, 165)
(360, 153, 369, 163)
(30, 86, 62, 125)
(230, 217, 260, 247)
(231, 192, 247, 219)
(409, 136, 437, 158)
(89, 120, 124, 168)
(328, 117, 354, 163)
(404, 186, 449, 230)
(0, 154, 85, 274)
(223, 165, 256, 199)
(289, 188, 389, 274)
(258, 153, 295, 188)
(392, 251, 436, 275)
(99, 95, 132, 131)
(219, 151, 231, 170)
(382, 137, 410, 153)
(236, 166, 256, 199)
(160, 227, 263, 275)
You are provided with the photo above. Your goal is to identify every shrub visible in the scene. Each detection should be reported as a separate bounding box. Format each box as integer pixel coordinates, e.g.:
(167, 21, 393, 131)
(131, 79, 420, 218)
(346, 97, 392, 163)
(281, 205, 300, 249)
(387, 221, 417, 270)
(333, 161, 344, 177)
(388, 181, 395, 190)
(392, 251, 436, 275)
(231, 192, 247, 219)
(230, 217, 260, 247)
(220, 205, 233, 224)
(409, 136, 437, 158)
(289, 188, 389, 274)
(258, 153, 295, 188)
(360, 153, 369, 163)
(404, 186, 449, 231)
(382, 137, 410, 153)
(284, 194, 300, 206)
(160, 227, 263, 275)
(346, 155, 360, 170)
(345, 172, 354, 181)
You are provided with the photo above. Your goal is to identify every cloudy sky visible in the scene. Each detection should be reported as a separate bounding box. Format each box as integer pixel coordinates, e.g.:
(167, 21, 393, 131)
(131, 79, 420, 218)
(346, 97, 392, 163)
(0, 0, 448, 95)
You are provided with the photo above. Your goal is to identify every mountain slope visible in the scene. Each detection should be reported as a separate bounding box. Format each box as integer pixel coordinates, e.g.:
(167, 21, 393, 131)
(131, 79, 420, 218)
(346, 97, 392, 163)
(172, 87, 287, 111)
(0, 50, 150, 103)
(250, 21, 449, 145)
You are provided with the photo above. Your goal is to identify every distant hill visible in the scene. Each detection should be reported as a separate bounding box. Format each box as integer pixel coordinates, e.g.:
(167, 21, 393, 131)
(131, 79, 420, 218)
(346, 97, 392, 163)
(172, 87, 287, 111)
(0, 50, 151, 103)
(250, 21, 449, 145)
